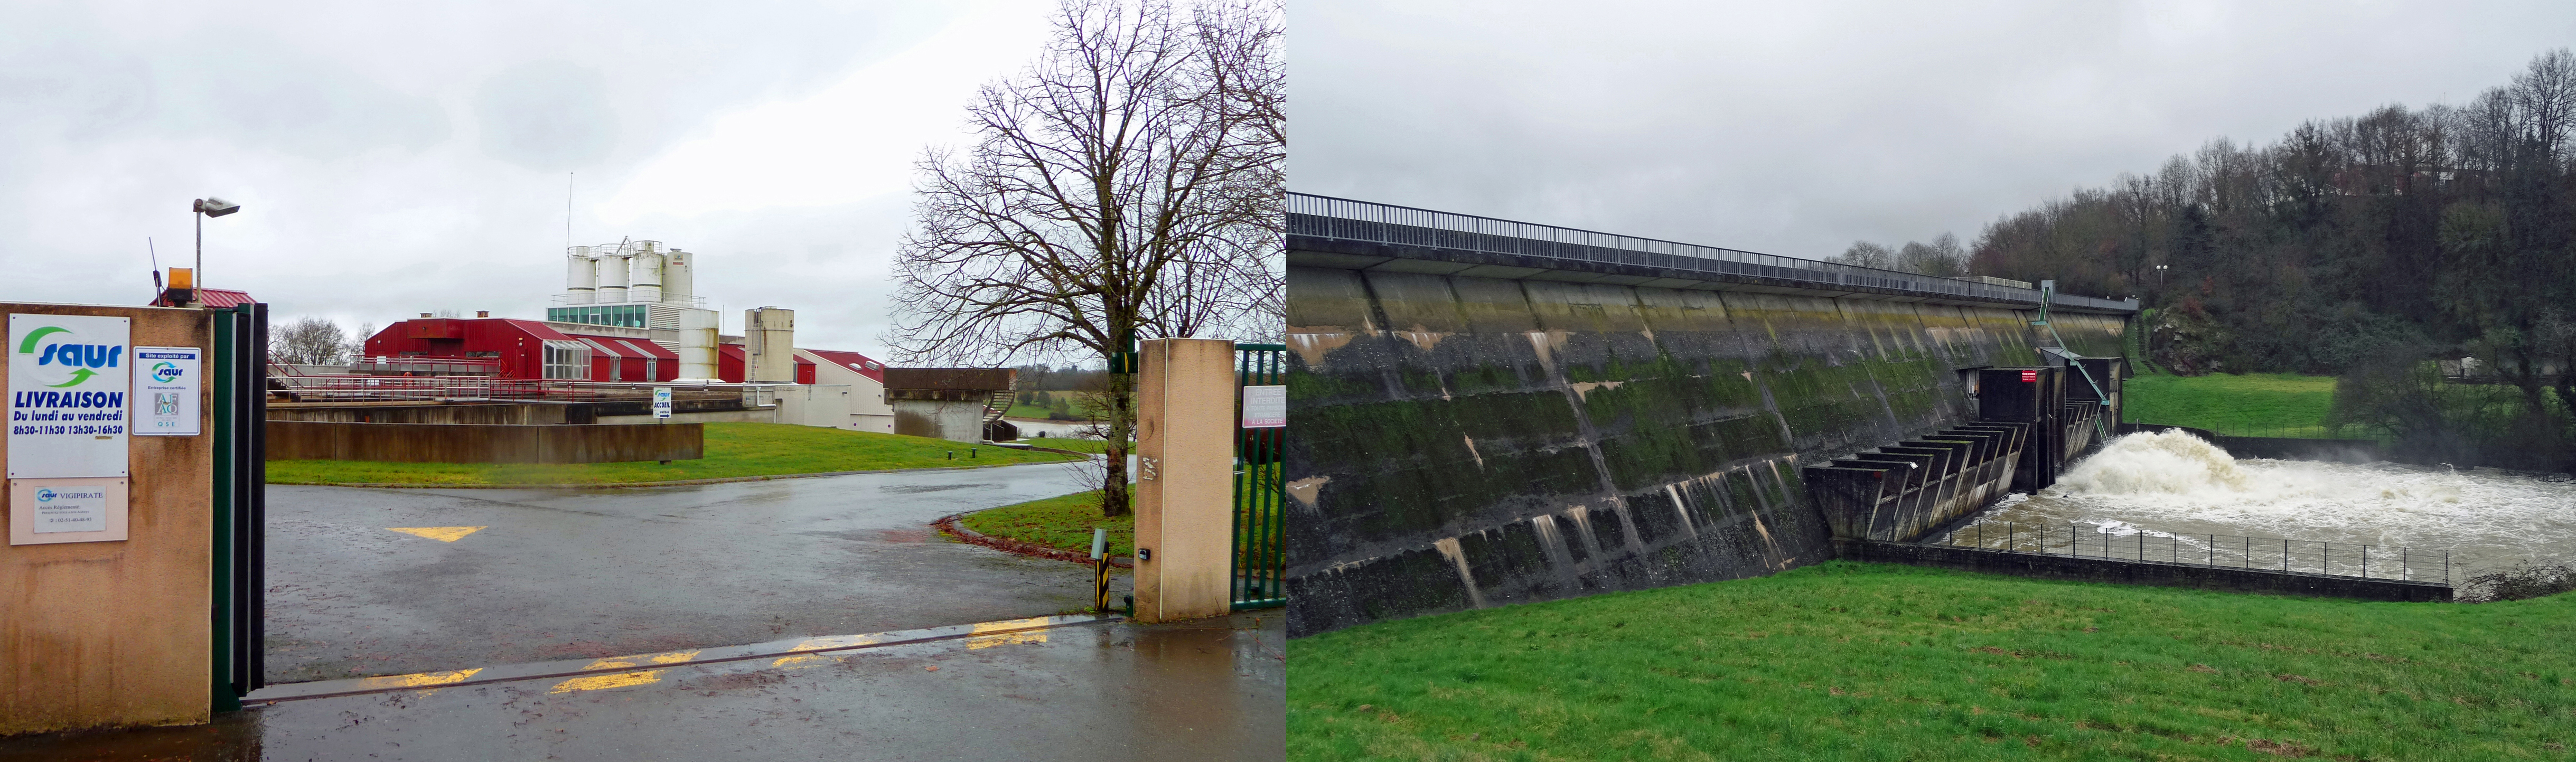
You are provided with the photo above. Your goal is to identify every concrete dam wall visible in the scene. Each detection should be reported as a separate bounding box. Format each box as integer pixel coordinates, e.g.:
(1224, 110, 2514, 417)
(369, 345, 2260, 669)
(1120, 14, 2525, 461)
(1284, 236, 2131, 637)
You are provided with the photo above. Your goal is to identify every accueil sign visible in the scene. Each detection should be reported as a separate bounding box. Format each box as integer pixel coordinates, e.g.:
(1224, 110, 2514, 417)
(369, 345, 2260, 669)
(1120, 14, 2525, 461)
(9, 314, 134, 545)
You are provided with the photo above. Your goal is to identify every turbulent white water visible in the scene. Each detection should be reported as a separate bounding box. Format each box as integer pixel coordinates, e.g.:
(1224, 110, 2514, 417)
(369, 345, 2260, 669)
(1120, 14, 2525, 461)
(1979, 430, 2576, 574)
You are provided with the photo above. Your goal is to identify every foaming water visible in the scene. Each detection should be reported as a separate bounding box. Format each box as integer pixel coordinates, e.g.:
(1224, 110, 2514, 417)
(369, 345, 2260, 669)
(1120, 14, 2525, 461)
(1983, 430, 2576, 573)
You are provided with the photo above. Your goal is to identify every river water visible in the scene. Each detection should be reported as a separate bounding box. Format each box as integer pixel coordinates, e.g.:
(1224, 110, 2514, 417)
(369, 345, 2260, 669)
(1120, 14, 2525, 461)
(1960, 430, 2576, 579)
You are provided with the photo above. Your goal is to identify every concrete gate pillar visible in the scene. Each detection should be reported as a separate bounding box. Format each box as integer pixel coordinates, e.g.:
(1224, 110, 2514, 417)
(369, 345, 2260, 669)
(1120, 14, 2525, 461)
(2, 304, 218, 735)
(1132, 338, 1235, 623)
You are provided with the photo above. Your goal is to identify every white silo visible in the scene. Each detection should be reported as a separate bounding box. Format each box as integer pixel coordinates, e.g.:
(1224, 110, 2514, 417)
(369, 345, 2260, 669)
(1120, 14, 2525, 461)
(629, 240, 664, 305)
(676, 308, 720, 382)
(596, 244, 630, 304)
(662, 249, 694, 304)
(564, 245, 596, 304)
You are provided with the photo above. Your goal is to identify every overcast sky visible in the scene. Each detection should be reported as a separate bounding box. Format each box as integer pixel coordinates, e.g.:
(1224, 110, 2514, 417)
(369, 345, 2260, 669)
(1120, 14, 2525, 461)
(1, 0, 1053, 355)
(1293, 1, 2576, 267)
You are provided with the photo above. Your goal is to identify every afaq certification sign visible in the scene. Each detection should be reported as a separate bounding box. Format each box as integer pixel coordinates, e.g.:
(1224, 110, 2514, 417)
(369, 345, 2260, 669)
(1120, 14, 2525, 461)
(8, 314, 132, 478)
(133, 346, 201, 436)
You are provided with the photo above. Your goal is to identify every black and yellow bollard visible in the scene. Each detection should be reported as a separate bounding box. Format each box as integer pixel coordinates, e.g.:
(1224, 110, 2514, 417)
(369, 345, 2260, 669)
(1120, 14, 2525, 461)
(1090, 527, 1113, 613)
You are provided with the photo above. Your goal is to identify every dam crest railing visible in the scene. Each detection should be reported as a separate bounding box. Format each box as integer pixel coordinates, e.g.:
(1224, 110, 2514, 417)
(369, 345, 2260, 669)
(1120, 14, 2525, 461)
(1929, 520, 2450, 586)
(1288, 192, 2139, 313)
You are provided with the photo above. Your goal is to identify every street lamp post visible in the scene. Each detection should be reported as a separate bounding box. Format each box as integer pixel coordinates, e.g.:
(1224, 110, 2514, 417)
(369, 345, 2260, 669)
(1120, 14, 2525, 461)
(192, 197, 240, 297)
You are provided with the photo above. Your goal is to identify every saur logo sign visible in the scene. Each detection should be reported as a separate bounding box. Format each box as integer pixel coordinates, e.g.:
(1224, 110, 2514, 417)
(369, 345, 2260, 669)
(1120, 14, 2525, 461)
(9, 314, 132, 478)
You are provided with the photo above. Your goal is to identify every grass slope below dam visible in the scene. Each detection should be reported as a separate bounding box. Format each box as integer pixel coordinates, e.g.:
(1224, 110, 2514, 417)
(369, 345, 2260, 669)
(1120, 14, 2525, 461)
(2121, 372, 2341, 439)
(266, 422, 1083, 486)
(1289, 562, 2573, 761)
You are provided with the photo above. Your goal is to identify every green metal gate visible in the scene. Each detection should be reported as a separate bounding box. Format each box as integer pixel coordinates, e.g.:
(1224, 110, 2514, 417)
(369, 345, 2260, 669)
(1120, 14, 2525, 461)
(1231, 344, 1287, 610)
(210, 302, 267, 710)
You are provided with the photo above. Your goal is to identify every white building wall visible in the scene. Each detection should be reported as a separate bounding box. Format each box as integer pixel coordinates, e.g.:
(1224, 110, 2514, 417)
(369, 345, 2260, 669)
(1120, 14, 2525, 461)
(797, 350, 895, 434)
(773, 384, 861, 431)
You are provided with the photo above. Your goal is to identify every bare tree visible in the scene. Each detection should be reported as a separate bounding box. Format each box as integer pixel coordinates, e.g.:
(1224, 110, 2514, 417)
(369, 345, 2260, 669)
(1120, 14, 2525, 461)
(270, 317, 351, 366)
(887, 0, 1284, 518)
(1831, 241, 1894, 269)
(348, 322, 375, 361)
(1896, 234, 1968, 277)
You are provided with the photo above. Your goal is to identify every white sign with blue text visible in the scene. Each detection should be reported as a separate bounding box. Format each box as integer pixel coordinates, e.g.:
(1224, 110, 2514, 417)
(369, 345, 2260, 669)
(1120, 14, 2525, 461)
(8, 314, 132, 478)
(133, 346, 201, 436)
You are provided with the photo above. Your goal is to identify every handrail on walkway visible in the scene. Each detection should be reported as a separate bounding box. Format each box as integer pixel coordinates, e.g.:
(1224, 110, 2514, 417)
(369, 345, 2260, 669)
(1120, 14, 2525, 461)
(1288, 192, 2140, 313)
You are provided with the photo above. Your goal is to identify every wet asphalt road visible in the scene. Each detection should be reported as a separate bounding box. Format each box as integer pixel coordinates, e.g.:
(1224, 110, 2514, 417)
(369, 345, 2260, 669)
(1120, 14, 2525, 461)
(0, 614, 1286, 761)
(265, 460, 1130, 683)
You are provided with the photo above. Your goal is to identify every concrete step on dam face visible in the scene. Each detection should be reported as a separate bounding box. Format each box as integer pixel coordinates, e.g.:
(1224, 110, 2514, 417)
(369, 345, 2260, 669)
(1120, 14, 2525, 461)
(1284, 265, 2128, 636)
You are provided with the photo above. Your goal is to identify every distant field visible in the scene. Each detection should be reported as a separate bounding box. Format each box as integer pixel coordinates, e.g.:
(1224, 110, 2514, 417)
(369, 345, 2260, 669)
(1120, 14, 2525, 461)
(267, 422, 1080, 486)
(2123, 372, 2343, 438)
(1022, 436, 1115, 454)
(1290, 562, 2576, 761)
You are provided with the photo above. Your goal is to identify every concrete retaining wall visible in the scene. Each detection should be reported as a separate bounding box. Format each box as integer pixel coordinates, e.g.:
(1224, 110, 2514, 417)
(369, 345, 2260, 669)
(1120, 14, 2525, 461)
(266, 421, 703, 464)
(1838, 540, 2451, 601)
(1285, 257, 2129, 636)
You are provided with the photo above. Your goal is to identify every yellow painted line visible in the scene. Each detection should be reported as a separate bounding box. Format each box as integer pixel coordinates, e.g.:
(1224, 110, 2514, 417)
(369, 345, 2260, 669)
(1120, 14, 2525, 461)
(968, 616, 1056, 635)
(962, 615, 1060, 651)
(546, 650, 701, 693)
(346, 667, 482, 691)
(579, 649, 701, 671)
(772, 635, 886, 669)
(387, 526, 486, 542)
(548, 669, 664, 693)
(966, 631, 1048, 650)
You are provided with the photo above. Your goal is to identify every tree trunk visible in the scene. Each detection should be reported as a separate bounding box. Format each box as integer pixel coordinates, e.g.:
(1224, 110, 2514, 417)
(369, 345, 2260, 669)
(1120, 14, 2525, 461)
(1101, 370, 1136, 518)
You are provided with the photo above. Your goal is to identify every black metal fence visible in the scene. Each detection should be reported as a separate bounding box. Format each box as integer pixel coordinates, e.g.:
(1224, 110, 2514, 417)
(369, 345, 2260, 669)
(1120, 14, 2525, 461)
(1930, 520, 2450, 585)
(1287, 193, 2140, 313)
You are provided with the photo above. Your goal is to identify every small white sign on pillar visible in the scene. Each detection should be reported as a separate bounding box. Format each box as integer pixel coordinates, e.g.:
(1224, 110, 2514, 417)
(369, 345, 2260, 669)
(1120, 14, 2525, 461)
(132, 346, 201, 436)
(1240, 385, 1286, 429)
(652, 387, 673, 420)
(8, 478, 128, 545)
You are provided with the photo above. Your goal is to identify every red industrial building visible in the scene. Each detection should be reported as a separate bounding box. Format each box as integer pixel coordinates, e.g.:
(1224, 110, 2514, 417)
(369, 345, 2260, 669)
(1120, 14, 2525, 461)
(362, 316, 821, 384)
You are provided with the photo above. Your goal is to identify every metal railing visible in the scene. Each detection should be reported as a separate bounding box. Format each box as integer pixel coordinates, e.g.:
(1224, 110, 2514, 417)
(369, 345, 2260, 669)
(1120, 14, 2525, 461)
(268, 374, 786, 407)
(1931, 520, 2449, 585)
(1288, 193, 2140, 313)
(549, 293, 709, 307)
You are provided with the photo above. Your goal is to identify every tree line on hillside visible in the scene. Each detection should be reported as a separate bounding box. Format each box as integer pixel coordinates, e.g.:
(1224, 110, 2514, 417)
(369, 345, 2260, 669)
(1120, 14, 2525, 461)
(1962, 50, 2576, 472)
(1824, 233, 1969, 278)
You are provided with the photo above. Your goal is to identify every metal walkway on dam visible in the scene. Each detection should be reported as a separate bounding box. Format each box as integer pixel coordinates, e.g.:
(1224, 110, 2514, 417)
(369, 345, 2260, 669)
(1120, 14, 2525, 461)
(1282, 194, 2432, 637)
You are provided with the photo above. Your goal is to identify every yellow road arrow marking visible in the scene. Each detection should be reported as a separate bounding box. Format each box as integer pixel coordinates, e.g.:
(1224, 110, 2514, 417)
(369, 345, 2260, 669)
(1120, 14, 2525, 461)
(387, 526, 485, 542)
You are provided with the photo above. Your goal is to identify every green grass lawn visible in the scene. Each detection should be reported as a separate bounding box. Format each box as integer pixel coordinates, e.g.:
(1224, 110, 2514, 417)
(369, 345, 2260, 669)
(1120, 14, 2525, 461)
(957, 489, 1134, 559)
(1291, 562, 2575, 761)
(267, 421, 1081, 485)
(2123, 372, 2345, 438)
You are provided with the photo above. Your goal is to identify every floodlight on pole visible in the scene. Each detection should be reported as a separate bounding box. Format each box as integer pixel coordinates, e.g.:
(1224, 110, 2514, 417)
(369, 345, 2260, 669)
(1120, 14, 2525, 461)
(192, 196, 241, 298)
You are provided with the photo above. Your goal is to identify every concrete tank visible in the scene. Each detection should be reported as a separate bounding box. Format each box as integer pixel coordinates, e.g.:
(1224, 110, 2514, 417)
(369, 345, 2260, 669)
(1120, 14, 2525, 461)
(564, 246, 596, 305)
(744, 307, 797, 383)
(595, 249, 630, 304)
(628, 241, 664, 305)
(663, 249, 694, 304)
